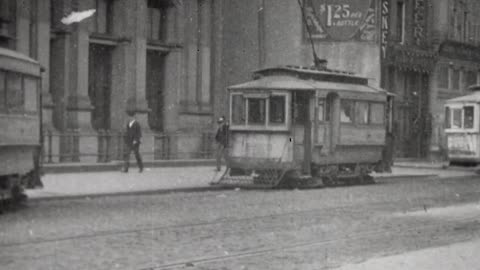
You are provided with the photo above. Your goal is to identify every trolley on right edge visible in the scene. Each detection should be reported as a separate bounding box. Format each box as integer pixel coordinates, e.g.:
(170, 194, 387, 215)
(215, 64, 394, 189)
(445, 85, 480, 166)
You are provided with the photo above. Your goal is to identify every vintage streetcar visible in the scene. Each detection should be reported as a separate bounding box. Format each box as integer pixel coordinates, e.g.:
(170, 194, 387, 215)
(215, 64, 393, 188)
(0, 47, 43, 206)
(444, 85, 480, 165)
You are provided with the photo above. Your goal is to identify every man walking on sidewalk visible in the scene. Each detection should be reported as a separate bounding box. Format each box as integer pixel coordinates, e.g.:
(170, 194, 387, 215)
(123, 111, 144, 173)
(215, 116, 229, 172)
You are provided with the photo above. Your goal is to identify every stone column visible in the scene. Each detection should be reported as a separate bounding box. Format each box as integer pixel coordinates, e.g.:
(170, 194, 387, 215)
(122, 0, 154, 161)
(212, 0, 225, 123)
(184, 0, 199, 110)
(37, 0, 54, 131)
(108, 0, 133, 160)
(63, 1, 97, 162)
(428, 69, 444, 160)
(49, 0, 73, 162)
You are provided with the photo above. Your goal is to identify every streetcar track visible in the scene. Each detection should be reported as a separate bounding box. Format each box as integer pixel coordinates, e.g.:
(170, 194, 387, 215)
(138, 215, 480, 270)
(2, 195, 479, 249)
(0, 205, 366, 248)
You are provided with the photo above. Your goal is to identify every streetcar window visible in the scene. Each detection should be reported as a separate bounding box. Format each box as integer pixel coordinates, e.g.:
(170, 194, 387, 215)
(6, 72, 23, 112)
(269, 95, 285, 124)
(452, 108, 462, 128)
(355, 101, 369, 124)
(24, 76, 38, 112)
(340, 100, 354, 123)
(464, 106, 474, 129)
(231, 95, 246, 125)
(247, 98, 266, 125)
(370, 103, 385, 124)
(444, 107, 451, 129)
(0, 71, 5, 112)
(318, 99, 325, 121)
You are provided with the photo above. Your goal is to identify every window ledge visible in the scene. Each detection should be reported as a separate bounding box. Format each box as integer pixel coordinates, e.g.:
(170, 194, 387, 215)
(147, 40, 183, 51)
(230, 125, 290, 132)
(89, 33, 126, 46)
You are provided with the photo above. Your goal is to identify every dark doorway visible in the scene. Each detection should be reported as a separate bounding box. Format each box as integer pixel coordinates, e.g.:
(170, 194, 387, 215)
(391, 69, 430, 158)
(88, 44, 112, 130)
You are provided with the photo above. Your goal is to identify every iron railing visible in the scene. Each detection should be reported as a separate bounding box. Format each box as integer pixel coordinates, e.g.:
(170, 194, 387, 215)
(42, 130, 215, 164)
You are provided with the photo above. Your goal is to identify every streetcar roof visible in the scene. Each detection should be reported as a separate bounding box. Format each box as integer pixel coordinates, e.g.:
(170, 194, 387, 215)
(0, 47, 42, 76)
(228, 75, 387, 95)
(446, 91, 480, 103)
(0, 47, 39, 65)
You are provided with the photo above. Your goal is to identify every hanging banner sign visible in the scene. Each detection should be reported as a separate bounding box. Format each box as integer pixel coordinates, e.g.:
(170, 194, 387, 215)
(413, 0, 426, 46)
(381, 0, 389, 58)
(305, 0, 377, 42)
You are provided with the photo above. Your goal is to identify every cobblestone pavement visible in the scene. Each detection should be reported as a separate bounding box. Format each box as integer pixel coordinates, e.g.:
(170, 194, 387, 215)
(1, 175, 480, 270)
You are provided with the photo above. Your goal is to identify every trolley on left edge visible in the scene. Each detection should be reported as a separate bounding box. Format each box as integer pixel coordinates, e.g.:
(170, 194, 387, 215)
(0, 47, 43, 205)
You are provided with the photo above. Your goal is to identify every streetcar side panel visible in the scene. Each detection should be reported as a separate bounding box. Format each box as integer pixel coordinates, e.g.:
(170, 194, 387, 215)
(228, 131, 294, 170)
(0, 48, 42, 201)
(444, 102, 480, 163)
(312, 91, 388, 168)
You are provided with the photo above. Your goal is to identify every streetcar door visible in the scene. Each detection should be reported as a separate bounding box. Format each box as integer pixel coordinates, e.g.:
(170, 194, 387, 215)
(322, 92, 340, 154)
(293, 91, 313, 175)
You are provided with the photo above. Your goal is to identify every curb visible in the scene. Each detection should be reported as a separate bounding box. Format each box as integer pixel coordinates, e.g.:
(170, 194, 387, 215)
(373, 174, 439, 180)
(393, 164, 478, 172)
(41, 159, 217, 174)
(28, 185, 228, 202)
(27, 173, 467, 202)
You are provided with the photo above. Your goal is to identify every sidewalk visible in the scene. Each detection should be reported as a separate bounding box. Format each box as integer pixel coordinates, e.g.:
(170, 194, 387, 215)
(27, 166, 225, 200)
(26, 164, 479, 201)
(337, 239, 480, 270)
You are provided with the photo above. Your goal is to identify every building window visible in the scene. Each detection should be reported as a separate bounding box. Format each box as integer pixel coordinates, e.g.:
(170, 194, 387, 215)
(465, 70, 477, 88)
(452, 69, 460, 90)
(269, 95, 286, 124)
(147, 0, 171, 41)
(91, 0, 114, 34)
(445, 107, 451, 128)
(88, 44, 113, 130)
(29, 0, 38, 59)
(146, 50, 167, 132)
(396, 0, 405, 43)
(438, 65, 449, 89)
(0, 0, 15, 48)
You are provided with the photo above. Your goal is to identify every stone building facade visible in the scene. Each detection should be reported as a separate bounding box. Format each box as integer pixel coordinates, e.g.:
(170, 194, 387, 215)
(1, 0, 227, 163)
(3, 0, 480, 162)
(428, 0, 480, 159)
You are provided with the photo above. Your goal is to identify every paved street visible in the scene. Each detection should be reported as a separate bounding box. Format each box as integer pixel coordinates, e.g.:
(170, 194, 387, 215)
(2, 175, 480, 269)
